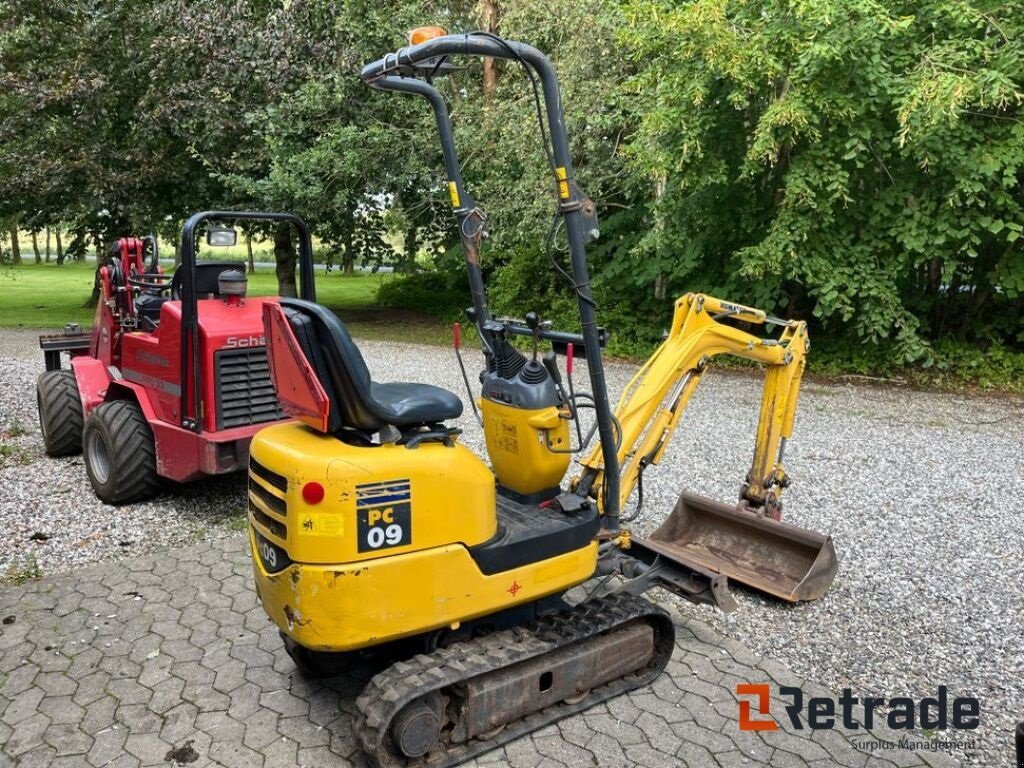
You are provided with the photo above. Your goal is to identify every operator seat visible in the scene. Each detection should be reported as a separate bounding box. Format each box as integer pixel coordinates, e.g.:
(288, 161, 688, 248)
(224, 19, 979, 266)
(135, 263, 171, 331)
(278, 297, 463, 433)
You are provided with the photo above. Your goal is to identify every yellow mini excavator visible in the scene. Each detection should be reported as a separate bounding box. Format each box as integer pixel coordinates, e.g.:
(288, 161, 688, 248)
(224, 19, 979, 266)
(245, 28, 838, 768)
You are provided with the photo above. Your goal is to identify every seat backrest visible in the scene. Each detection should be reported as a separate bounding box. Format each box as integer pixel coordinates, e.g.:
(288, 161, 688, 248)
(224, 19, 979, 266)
(171, 261, 246, 300)
(278, 298, 384, 434)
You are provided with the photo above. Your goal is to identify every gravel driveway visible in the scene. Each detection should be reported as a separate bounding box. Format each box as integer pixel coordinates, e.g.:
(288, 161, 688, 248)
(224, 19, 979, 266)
(1, 327, 1020, 765)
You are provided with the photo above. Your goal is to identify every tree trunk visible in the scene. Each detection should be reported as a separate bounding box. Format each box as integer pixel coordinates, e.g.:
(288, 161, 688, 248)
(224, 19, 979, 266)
(654, 272, 666, 300)
(403, 223, 419, 275)
(343, 225, 355, 275)
(84, 238, 109, 308)
(45, 228, 51, 262)
(481, 0, 501, 102)
(9, 225, 21, 265)
(246, 231, 255, 275)
(85, 264, 103, 307)
(31, 231, 41, 263)
(55, 229, 64, 264)
(274, 223, 297, 297)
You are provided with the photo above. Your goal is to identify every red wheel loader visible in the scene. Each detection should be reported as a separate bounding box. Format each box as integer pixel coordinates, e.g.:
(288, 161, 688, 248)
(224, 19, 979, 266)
(35, 211, 316, 504)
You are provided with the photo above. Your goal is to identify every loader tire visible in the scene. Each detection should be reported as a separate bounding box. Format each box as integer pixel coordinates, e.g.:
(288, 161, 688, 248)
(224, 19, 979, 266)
(83, 400, 160, 505)
(37, 370, 84, 457)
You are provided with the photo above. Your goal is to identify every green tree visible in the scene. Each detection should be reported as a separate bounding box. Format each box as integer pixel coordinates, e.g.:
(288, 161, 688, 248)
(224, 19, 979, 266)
(622, 0, 1024, 359)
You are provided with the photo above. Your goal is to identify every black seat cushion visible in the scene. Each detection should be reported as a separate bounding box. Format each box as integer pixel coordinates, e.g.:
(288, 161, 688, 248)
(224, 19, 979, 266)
(278, 298, 462, 433)
(370, 382, 463, 427)
(135, 293, 168, 331)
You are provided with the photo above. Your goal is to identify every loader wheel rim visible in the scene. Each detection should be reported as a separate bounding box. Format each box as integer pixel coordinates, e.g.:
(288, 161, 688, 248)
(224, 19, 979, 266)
(87, 430, 111, 484)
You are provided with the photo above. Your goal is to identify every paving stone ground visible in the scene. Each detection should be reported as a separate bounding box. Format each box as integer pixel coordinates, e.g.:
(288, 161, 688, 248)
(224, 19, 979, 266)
(0, 535, 961, 768)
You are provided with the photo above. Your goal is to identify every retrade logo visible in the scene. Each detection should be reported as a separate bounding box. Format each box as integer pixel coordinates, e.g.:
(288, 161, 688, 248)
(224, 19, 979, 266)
(735, 684, 980, 732)
(736, 684, 777, 731)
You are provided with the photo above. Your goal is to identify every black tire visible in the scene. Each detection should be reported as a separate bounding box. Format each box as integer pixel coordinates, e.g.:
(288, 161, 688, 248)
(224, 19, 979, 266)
(83, 400, 160, 505)
(280, 632, 349, 678)
(36, 370, 84, 457)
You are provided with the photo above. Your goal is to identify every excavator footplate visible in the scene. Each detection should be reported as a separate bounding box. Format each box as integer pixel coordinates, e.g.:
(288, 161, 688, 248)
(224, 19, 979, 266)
(355, 592, 675, 768)
(640, 491, 838, 603)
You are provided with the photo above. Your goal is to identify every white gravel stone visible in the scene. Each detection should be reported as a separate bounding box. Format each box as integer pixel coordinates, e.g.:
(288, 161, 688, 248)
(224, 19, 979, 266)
(1, 326, 1020, 766)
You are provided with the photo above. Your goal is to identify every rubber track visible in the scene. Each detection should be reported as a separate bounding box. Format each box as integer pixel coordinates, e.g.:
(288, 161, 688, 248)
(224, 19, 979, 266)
(37, 370, 83, 456)
(355, 592, 676, 768)
(90, 401, 160, 503)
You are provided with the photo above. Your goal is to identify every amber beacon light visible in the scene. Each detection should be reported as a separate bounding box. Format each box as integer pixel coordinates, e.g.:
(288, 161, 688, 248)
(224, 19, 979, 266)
(409, 26, 446, 45)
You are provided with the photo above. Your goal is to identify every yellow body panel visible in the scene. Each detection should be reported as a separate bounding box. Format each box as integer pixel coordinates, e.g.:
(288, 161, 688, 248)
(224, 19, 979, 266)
(481, 399, 570, 496)
(251, 529, 598, 651)
(248, 421, 597, 652)
(249, 422, 497, 564)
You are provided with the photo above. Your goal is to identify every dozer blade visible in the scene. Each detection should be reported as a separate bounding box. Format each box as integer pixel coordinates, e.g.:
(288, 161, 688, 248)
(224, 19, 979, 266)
(637, 491, 838, 603)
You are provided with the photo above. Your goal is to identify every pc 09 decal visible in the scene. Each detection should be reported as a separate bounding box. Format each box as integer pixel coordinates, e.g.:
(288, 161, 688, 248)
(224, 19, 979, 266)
(356, 479, 412, 552)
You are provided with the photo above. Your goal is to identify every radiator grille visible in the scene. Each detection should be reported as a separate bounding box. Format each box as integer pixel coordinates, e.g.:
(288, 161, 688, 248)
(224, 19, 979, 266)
(249, 456, 287, 493)
(249, 477, 287, 517)
(214, 347, 285, 429)
(248, 457, 288, 544)
(249, 500, 287, 541)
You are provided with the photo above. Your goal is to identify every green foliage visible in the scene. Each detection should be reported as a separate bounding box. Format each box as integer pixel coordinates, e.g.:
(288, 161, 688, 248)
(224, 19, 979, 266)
(5, 418, 27, 438)
(3, 553, 41, 584)
(621, 0, 1024, 361)
(1, 0, 1021, 388)
(0, 0, 234, 242)
(376, 270, 470, 319)
(808, 336, 1024, 393)
(227, 514, 250, 532)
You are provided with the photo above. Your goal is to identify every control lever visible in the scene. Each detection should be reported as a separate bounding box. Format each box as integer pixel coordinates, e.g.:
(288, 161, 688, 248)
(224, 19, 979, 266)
(542, 350, 562, 386)
(543, 348, 576, 420)
(525, 311, 541, 361)
(543, 342, 588, 455)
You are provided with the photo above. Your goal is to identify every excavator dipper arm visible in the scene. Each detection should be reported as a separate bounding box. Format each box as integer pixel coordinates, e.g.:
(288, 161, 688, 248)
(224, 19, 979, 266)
(581, 292, 808, 517)
(581, 293, 836, 603)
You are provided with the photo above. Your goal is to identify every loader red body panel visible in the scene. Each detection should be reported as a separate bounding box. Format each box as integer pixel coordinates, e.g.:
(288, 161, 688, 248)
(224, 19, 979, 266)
(43, 216, 316, 490)
(69, 290, 288, 482)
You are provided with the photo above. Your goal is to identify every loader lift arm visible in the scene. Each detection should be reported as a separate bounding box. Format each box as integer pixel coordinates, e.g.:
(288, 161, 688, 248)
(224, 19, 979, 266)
(582, 292, 807, 520)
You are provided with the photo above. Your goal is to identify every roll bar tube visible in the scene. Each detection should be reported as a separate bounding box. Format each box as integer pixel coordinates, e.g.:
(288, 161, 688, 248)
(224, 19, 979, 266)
(362, 35, 622, 528)
(370, 76, 492, 349)
(177, 211, 317, 433)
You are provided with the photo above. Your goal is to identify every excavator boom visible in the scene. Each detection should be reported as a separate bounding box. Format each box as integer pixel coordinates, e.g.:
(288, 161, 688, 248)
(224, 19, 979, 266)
(582, 293, 837, 602)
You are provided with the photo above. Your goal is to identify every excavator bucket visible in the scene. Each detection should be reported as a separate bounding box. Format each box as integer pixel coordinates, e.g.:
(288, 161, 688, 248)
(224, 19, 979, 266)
(636, 491, 838, 603)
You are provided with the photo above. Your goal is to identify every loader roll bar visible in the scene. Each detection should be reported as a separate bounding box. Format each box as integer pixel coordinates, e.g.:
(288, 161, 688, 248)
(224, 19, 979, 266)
(362, 35, 624, 529)
(178, 211, 316, 433)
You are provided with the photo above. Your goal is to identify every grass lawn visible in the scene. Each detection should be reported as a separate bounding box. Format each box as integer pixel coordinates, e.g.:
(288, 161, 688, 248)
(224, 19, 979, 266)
(0, 261, 449, 344)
